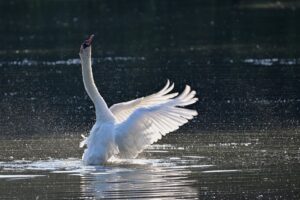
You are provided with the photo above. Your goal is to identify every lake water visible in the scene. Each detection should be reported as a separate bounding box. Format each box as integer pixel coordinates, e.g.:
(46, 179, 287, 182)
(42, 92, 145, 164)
(0, 132, 299, 199)
(0, 0, 300, 199)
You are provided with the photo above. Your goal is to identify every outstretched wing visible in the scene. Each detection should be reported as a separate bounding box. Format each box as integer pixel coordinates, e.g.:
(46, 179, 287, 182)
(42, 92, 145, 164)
(110, 80, 178, 123)
(114, 84, 198, 158)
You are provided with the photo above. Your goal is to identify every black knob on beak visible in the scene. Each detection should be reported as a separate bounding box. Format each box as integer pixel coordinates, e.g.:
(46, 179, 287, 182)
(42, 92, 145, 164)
(82, 34, 94, 49)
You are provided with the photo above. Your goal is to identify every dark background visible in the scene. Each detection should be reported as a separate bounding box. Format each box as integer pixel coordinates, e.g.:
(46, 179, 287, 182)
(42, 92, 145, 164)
(0, 0, 300, 136)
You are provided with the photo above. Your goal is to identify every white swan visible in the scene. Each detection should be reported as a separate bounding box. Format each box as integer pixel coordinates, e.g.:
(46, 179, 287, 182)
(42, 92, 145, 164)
(79, 35, 198, 165)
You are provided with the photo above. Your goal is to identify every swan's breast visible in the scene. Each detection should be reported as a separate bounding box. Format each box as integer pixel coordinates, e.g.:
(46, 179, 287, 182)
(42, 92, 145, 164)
(82, 122, 118, 165)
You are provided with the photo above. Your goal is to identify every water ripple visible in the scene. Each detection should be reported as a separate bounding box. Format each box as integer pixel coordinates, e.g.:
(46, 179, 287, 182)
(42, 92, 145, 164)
(0, 153, 211, 199)
(0, 57, 146, 67)
(243, 58, 299, 66)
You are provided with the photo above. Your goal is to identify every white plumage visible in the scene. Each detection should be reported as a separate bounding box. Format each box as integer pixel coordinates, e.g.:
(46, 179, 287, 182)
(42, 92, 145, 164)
(79, 35, 198, 165)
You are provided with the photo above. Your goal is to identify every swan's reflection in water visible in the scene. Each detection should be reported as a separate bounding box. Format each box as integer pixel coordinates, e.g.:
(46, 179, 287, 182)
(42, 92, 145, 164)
(0, 157, 201, 199)
(1, 133, 299, 199)
(0, 142, 205, 199)
(79, 159, 199, 199)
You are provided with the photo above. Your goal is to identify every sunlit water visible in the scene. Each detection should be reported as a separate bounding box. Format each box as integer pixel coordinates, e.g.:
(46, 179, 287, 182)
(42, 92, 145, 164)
(1, 0, 300, 199)
(0, 132, 299, 199)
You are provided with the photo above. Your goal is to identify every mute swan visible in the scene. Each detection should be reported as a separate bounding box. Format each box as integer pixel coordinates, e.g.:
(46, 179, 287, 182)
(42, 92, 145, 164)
(79, 35, 198, 165)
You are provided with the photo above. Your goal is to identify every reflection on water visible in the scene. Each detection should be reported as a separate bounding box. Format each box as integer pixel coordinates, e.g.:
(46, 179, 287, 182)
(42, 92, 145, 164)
(0, 132, 299, 199)
(0, 144, 200, 199)
(80, 161, 198, 199)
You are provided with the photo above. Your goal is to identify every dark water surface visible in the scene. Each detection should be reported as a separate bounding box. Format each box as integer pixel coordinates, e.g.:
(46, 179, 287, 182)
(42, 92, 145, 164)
(0, 0, 300, 199)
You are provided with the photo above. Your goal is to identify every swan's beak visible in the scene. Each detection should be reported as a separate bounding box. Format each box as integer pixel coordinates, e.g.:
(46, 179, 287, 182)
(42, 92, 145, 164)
(82, 34, 94, 49)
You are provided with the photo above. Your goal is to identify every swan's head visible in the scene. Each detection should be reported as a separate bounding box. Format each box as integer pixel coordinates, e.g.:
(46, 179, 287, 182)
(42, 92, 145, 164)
(79, 34, 94, 59)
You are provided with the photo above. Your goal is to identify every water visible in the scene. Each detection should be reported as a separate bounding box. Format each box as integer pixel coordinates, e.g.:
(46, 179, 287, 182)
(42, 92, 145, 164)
(1, 0, 300, 199)
(0, 132, 299, 199)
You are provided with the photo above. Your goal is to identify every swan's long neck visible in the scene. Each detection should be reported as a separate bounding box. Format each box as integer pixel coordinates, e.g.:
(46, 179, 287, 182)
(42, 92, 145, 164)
(80, 49, 115, 122)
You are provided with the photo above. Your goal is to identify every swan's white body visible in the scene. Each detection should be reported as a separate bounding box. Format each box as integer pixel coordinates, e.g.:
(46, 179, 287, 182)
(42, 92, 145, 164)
(79, 38, 198, 165)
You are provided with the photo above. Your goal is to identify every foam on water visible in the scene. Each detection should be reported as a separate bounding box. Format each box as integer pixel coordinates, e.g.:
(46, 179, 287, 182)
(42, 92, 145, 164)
(0, 153, 214, 175)
(0, 174, 45, 180)
(0, 158, 82, 172)
(0, 156, 203, 199)
(201, 169, 242, 173)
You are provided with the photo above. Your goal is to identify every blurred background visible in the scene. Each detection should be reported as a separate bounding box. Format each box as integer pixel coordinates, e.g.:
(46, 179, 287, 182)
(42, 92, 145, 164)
(0, 0, 299, 136)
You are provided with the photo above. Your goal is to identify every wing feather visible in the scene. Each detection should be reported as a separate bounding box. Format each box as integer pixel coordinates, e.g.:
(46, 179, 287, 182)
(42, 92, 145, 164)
(110, 80, 179, 123)
(114, 84, 198, 158)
